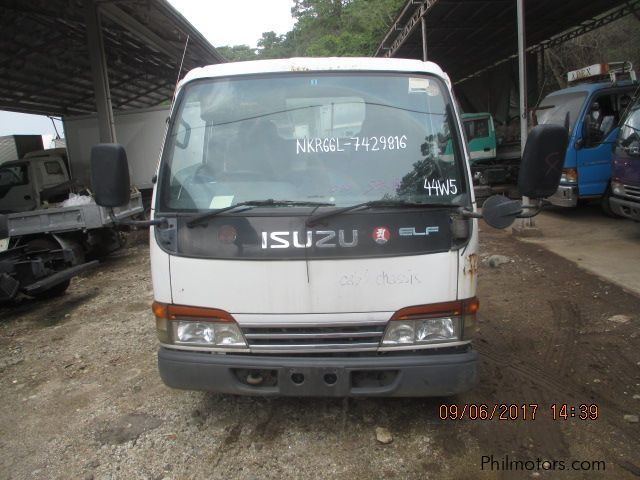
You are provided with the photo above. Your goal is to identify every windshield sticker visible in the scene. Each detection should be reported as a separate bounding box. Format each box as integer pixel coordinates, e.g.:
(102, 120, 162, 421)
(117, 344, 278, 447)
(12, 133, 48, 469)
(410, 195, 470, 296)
(424, 179, 458, 196)
(409, 77, 429, 93)
(209, 195, 234, 209)
(296, 135, 408, 155)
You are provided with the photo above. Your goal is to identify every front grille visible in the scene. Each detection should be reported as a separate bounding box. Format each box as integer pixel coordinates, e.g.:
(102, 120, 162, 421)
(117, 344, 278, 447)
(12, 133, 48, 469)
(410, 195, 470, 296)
(241, 324, 386, 353)
(622, 183, 640, 200)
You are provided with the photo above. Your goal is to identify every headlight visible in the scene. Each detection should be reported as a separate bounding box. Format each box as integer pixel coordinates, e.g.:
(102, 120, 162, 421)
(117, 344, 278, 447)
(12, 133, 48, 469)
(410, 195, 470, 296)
(611, 181, 623, 195)
(382, 298, 478, 347)
(382, 317, 460, 345)
(560, 168, 578, 183)
(171, 321, 246, 347)
(416, 317, 456, 342)
(152, 302, 247, 348)
(384, 322, 416, 344)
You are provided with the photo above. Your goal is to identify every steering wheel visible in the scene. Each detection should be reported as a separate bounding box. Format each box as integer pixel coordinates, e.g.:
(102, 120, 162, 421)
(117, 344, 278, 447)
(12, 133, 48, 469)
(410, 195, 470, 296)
(190, 164, 217, 184)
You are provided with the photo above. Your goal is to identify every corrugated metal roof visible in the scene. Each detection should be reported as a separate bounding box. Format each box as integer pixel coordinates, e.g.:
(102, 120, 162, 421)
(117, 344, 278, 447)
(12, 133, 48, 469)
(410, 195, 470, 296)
(0, 0, 225, 116)
(376, 0, 640, 84)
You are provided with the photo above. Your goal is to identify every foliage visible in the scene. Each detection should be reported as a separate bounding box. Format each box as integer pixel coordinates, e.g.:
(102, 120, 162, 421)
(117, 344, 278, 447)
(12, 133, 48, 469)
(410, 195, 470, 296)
(216, 45, 257, 62)
(216, 0, 404, 61)
(542, 15, 640, 95)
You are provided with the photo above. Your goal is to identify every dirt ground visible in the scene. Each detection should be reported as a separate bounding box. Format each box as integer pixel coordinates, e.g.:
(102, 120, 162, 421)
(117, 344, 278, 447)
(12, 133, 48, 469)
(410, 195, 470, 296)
(0, 227, 639, 480)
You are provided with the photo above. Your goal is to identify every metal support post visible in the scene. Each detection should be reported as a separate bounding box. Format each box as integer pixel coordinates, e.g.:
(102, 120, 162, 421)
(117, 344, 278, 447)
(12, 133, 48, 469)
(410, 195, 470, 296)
(517, 0, 535, 229)
(421, 17, 428, 61)
(84, 0, 116, 143)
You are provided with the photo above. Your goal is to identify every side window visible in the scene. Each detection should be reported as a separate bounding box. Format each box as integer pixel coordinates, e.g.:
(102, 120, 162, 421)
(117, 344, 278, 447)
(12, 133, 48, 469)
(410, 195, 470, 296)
(0, 165, 28, 187)
(464, 119, 489, 141)
(584, 90, 634, 148)
(584, 94, 616, 148)
(44, 161, 63, 175)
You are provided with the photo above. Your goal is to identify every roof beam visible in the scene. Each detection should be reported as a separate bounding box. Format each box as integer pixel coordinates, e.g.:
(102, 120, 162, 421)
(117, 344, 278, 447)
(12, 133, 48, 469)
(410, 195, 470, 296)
(99, 3, 183, 60)
(455, 0, 640, 84)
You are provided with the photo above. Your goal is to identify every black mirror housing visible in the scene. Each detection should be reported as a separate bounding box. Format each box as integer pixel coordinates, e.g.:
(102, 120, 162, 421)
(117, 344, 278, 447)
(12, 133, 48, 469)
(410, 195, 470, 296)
(0, 214, 8, 239)
(90, 144, 131, 208)
(518, 124, 568, 198)
(482, 195, 523, 229)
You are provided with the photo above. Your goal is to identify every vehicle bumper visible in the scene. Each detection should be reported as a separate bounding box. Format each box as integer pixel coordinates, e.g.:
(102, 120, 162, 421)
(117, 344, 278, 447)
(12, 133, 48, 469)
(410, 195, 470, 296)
(158, 347, 478, 397)
(547, 184, 578, 207)
(610, 196, 640, 221)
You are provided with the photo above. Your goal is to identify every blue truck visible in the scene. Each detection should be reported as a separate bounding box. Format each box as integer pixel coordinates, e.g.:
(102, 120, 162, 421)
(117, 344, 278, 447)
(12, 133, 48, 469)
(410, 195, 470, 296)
(535, 63, 637, 213)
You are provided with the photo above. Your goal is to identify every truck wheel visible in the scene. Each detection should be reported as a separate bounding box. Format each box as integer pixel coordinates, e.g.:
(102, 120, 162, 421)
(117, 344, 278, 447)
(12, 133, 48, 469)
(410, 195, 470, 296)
(600, 185, 621, 218)
(25, 237, 71, 299)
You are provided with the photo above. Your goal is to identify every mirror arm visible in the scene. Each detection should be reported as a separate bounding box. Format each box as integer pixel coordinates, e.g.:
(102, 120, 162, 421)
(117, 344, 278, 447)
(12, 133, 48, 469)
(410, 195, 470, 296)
(108, 209, 169, 228)
(456, 207, 483, 219)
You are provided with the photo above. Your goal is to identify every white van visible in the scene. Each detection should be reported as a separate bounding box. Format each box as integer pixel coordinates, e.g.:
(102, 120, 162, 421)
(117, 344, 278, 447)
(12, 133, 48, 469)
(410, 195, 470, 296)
(88, 57, 566, 397)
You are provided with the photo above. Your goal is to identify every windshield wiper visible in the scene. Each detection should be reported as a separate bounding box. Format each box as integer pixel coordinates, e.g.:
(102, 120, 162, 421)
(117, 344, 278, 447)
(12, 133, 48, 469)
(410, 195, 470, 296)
(186, 199, 335, 227)
(306, 200, 460, 227)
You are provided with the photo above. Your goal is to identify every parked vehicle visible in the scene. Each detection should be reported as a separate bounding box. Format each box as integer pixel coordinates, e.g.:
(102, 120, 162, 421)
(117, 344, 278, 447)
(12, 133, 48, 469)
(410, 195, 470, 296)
(0, 217, 97, 301)
(610, 96, 640, 221)
(0, 147, 142, 297)
(463, 113, 497, 162)
(446, 113, 521, 203)
(63, 105, 170, 209)
(537, 63, 637, 211)
(91, 58, 565, 397)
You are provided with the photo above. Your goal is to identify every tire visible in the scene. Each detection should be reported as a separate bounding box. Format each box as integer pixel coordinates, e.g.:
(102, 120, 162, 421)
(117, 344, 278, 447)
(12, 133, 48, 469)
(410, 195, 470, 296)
(24, 237, 71, 299)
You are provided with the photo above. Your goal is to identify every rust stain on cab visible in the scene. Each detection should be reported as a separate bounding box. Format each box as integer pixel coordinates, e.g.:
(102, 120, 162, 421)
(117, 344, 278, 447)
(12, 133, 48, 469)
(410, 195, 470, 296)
(464, 254, 478, 277)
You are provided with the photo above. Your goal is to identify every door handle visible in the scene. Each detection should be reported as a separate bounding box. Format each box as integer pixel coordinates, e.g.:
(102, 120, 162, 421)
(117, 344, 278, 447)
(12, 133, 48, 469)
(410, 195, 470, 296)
(24, 195, 31, 200)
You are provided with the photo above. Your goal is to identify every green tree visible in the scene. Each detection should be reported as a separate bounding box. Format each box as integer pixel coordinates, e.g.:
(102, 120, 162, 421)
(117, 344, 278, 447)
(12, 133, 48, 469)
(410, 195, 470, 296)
(217, 0, 404, 62)
(216, 45, 257, 62)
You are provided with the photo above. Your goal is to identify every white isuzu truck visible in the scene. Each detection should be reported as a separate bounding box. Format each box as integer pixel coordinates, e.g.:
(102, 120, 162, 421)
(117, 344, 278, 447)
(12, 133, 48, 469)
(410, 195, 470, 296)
(88, 58, 567, 397)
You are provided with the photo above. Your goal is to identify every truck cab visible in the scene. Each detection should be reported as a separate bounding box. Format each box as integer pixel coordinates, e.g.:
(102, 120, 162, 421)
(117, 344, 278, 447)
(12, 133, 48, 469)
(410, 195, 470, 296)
(539, 63, 637, 209)
(610, 95, 640, 220)
(90, 57, 566, 397)
(462, 113, 497, 162)
(0, 149, 70, 213)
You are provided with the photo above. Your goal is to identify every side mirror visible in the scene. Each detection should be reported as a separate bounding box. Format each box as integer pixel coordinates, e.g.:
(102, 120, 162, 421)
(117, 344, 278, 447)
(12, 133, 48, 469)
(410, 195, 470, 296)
(0, 214, 8, 239)
(90, 144, 131, 208)
(482, 195, 522, 229)
(517, 124, 568, 198)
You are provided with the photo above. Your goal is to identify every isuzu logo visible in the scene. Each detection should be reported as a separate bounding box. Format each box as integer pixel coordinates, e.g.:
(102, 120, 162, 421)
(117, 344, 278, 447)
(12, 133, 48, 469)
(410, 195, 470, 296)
(372, 227, 390, 245)
(261, 230, 359, 249)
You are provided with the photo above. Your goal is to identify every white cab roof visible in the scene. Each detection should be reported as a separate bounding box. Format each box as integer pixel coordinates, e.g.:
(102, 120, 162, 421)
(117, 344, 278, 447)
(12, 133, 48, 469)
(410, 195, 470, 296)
(180, 57, 451, 90)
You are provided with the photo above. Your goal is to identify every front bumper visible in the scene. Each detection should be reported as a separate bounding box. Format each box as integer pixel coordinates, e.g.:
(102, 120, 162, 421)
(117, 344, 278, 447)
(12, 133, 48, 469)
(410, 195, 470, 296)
(547, 184, 578, 207)
(610, 196, 640, 221)
(158, 347, 478, 397)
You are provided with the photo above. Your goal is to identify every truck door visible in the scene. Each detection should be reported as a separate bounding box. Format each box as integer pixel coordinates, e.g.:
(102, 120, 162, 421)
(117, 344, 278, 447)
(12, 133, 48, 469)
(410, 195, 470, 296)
(578, 89, 633, 197)
(0, 162, 36, 213)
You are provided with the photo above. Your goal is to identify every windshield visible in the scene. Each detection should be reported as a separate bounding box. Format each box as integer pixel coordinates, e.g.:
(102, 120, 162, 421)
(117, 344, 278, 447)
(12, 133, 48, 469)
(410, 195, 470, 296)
(463, 117, 490, 140)
(536, 91, 587, 135)
(620, 102, 640, 136)
(158, 72, 468, 212)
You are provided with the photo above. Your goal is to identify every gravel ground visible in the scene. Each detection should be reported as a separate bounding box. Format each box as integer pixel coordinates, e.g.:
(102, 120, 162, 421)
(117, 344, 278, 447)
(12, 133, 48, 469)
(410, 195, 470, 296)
(0, 229, 639, 479)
